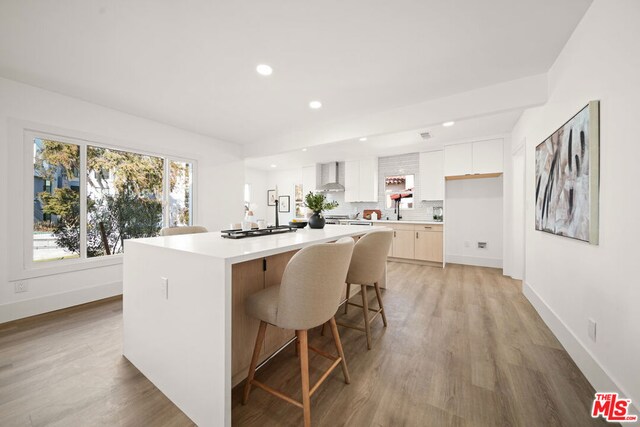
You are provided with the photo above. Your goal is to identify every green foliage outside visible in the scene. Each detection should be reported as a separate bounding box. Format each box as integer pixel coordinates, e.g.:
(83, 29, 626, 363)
(35, 140, 187, 257)
(304, 192, 339, 213)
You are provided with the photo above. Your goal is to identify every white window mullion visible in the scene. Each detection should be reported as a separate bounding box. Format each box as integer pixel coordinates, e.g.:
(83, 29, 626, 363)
(79, 144, 87, 259)
(163, 158, 170, 227)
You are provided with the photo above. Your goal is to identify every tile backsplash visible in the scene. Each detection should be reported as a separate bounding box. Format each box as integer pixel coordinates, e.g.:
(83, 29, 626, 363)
(325, 153, 443, 221)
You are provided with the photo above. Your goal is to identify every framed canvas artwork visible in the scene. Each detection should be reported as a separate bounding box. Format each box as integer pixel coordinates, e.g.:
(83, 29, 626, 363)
(535, 101, 600, 244)
(267, 189, 277, 206)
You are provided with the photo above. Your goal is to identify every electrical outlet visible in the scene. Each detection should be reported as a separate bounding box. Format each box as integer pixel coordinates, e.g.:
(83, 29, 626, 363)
(160, 277, 169, 299)
(588, 318, 597, 342)
(478, 242, 487, 249)
(14, 281, 28, 293)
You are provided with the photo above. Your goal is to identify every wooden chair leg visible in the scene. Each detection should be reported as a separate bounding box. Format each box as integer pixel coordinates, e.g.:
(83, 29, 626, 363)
(243, 321, 267, 404)
(373, 282, 388, 327)
(297, 330, 312, 427)
(361, 284, 371, 350)
(328, 317, 350, 384)
(295, 336, 300, 356)
(344, 283, 351, 314)
(320, 322, 326, 336)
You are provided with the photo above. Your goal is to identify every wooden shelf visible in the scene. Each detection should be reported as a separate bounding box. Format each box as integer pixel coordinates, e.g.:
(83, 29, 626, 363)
(445, 172, 503, 181)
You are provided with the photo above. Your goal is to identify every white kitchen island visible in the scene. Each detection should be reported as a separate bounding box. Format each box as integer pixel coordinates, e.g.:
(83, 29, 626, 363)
(123, 225, 387, 427)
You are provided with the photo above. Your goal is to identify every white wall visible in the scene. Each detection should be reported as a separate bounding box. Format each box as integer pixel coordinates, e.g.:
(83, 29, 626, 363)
(244, 167, 268, 222)
(445, 177, 503, 268)
(0, 77, 244, 323)
(265, 168, 304, 225)
(510, 0, 640, 413)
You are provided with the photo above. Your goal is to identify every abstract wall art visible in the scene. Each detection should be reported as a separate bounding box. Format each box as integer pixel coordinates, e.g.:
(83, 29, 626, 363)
(535, 101, 600, 244)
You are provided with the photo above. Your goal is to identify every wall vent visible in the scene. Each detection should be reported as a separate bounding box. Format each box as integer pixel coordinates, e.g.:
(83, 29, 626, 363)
(420, 132, 432, 140)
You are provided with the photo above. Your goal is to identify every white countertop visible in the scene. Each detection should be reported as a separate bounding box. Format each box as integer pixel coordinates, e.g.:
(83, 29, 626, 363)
(127, 224, 389, 263)
(338, 219, 444, 225)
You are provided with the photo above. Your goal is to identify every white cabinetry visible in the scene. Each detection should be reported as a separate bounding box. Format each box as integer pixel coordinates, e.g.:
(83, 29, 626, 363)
(344, 158, 378, 202)
(444, 139, 503, 177)
(472, 139, 503, 174)
(418, 150, 444, 201)
(302, 165, 319, 195)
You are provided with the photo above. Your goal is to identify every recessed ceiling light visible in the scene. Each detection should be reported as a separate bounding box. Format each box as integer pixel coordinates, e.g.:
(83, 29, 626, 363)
(309, 101, 322, 109)
(256, 64, 273, 76)
(270, 164, 277, 168)
(302, 148, 308, 152)
(359, 137, 367, 142)
(442, 121, 455, 127)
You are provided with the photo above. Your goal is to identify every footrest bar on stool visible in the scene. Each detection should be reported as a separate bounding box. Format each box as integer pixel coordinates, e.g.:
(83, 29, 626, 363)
(251, 380, 303, 408)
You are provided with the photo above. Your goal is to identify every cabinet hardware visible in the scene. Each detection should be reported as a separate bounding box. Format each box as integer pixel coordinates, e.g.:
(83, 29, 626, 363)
(416, 232, 419, 239)
(393, 231, 396, 238)
(424, 226, 432, 229)
(263, 258, 267, 271)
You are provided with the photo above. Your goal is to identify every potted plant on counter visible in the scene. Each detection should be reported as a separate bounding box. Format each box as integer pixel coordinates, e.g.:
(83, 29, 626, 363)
(304, 192, 338, 229)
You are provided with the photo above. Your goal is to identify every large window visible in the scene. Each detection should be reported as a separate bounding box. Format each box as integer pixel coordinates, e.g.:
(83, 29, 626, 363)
(33, 139, 81, 262)
(31, 134, 194, 264)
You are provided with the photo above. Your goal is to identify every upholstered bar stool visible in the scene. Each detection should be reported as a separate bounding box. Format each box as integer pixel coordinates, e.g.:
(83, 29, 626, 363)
(338, 229, 393, 350)
(159, 225, 208, 236)
(243, 237, 355, 427)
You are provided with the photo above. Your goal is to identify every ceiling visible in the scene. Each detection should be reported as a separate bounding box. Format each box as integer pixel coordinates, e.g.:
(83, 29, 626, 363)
(244, 109, 522, 171)
(0, 0, 591, 148)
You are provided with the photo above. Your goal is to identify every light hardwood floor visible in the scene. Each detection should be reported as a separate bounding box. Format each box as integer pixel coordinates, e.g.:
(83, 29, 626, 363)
(0, 263, 610, 426)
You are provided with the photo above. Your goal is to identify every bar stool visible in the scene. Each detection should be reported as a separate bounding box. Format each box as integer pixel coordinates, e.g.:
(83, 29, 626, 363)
(243, 237, 355, 427)
(338, 229, 393, 350)
(159, 225, 208, 236)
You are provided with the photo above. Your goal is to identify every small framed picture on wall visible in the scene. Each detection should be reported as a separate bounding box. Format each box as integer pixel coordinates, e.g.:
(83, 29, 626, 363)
(267, 189, 277, 206)
(279, 196, 290, 212)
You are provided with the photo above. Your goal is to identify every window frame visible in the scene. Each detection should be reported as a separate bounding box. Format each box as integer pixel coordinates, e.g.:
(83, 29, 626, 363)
(19, 128, 197, 279)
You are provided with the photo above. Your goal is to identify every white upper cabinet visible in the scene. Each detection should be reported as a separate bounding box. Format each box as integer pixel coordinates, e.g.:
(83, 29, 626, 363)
(418, 150, 444, 201)
(444, 139, 503, 177)
(344, 160, 360, 202)
(444, 143, 473, 176)
(344, 158, 378, 202)
(472, 139, 503, 174)
(302, 165, 318, 195)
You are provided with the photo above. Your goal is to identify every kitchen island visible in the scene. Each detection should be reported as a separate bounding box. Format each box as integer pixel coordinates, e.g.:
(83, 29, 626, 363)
(123, 225, 387, 427)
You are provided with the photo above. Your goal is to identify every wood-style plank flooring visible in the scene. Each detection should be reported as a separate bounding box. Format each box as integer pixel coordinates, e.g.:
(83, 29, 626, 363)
(0, 263, 609, 426)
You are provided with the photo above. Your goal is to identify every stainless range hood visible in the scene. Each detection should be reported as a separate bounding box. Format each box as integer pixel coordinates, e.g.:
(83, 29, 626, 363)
(318, 162, 345, 192)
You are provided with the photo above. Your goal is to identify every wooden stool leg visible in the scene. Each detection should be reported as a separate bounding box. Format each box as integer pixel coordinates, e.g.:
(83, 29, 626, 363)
(374, 282, 388, 327)
(328, 317, 350, 384)
(243, 321, 267, 404)
(297, 330, 311, 427)
(361, 285, 372, 350)
(344, 283, 351, 314)
(295, 336, 300, 356)
(320, 323, 326, 336)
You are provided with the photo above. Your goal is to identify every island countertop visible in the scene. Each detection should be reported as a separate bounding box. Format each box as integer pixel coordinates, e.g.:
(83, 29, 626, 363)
(128, 224, 389, 264)
(123, 224, 389, 427)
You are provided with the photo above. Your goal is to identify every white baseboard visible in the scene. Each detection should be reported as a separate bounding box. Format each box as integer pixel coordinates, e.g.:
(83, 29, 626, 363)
(445, 254, 502, 268)
(523, 281, 639, 417)
(0, 281, 122, 324)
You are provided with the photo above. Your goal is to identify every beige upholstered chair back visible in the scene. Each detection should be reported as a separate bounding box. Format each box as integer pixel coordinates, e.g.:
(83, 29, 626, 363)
(276, 237, 355, 330)
(346, 229, 393, 285)
(160, 225, 208, 236)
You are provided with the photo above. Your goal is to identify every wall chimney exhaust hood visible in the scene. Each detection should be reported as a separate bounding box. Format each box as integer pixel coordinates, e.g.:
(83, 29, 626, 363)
(318, 162, 345, 192)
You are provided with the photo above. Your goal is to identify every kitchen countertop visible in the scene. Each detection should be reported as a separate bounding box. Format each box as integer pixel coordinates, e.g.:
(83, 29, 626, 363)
(338, 219, 444, 225)
(127, 224, 388, 264)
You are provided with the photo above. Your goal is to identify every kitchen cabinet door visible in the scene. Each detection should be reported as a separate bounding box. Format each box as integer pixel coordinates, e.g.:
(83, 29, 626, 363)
(358, 158, 378, 202)
(444, 143, 473, 177)
(414, 231, 443, 263)
(344, 160, 360, 202)
(392, 230, 415, 259)
(231, 259, 265, 381)
(472, 139, 503, 174)
(302, 165, 318, 194)
(418, 150, 444, 201)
